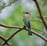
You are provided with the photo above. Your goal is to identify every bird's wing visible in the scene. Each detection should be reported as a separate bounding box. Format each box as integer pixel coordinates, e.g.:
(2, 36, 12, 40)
(23, 16, 29, 26)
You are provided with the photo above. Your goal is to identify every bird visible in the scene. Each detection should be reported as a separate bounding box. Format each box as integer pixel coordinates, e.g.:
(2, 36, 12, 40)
(23, 12, 32, 35)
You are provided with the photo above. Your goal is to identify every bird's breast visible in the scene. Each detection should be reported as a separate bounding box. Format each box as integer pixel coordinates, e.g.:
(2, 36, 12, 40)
(25, 15, 30, 21)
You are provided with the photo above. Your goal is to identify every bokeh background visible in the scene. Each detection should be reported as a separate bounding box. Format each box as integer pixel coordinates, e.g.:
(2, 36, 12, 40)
(0, 0, 47, 46)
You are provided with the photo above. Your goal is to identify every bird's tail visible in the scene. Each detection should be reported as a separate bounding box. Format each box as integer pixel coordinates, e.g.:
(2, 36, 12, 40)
(27, 28, 32, 35)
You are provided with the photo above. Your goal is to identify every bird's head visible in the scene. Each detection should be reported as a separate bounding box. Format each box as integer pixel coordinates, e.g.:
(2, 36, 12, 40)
(24, 12, 30, 21)
(24, 12, 30, 14)
(24, 12, 30, 16)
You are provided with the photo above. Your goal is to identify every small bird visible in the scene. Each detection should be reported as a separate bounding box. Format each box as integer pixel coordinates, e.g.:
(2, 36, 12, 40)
(23, 12, 32, 35)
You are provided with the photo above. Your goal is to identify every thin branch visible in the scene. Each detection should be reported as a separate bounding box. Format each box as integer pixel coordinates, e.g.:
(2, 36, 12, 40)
(7, 26, 24, 41)
(0, 23, 42, 32)
(38, 16, 47, 18)
(31, 19, 42, 23)
(1, 26, 25, 46)
(0, 24, 47, 42)
(31, 30, 47, 42)
(0, 35, 10, 46)
(1, 27, 47, 46)
(0, 24, 47, 46)
(0, 35, 6, 41)
(33, 0, 47, 30)
(1, 42, 11, 46)
(2, 27, 47, 46)
(0, 23, 41, 31)
(0, 24, 21, 29)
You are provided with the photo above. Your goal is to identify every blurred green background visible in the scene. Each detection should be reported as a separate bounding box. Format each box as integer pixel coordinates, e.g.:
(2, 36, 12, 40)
(0, 0, 47, 46)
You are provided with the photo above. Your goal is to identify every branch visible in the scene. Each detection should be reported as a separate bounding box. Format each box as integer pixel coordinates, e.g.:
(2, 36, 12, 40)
(0, 24, 47, 46)
(0, 24, 21, 29)
(1, 26, 25, 46)
(0, 24, 41, 31)
(0, 24, 47, 42)
(0, 35, 10, 46)
(31, 19, 42, 23)
(33, 0, 47, 30)
(31, 30, 47, 42)
(38, 16, 47, 18)
(7, 26, 24, 41)
(2, 27, 47, 46)
(0, 35, 6, 41)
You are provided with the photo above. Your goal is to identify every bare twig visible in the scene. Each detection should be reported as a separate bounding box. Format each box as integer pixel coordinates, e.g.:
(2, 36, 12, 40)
(33, 0, 47, 30)
(6, 26, 25, 42)
(0, 24, 21, 29)
(2, 27, 47, 46)
(0, 35, 6, 41)
(38, 16, 47, 18)
(0, 24, 47, 46)
(31, 30, 47, 42)
(1, 26, 25, 46)
(0, 24, 47, 42)
(31, 19, 42, 23)
(0, 35, 11, 46)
